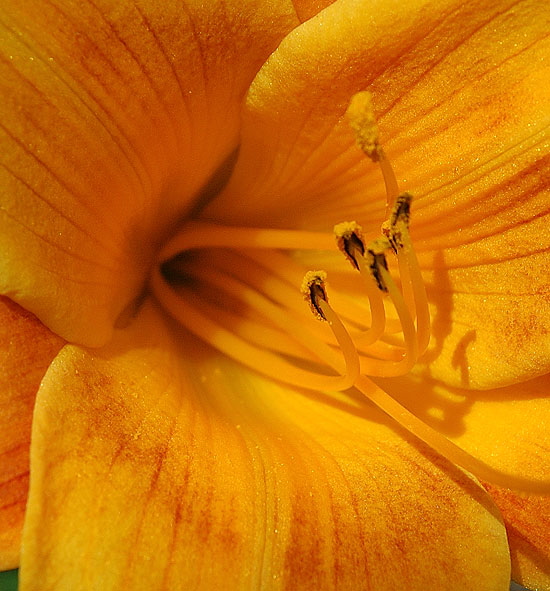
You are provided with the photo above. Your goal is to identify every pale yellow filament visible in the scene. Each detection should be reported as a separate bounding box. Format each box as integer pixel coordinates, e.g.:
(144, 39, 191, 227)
(193, 296, 316, 361)
(153, 233, 550, 493)
(397, 229, 431, 356)
(395, 244, 416, 319)
(208, 249, 403, 363)
(355, 375, 550, 495)
(245, 248, 397, 337)
(379, 151, 400, 216)
(159, 222, 335, 264)
(204, 248, 383, 355)
(330, 223, 419, 376)
(195, 265, 360, 390)
(198, 229, 418, 374)
(353, 253, 387, 344)
(353, 258, 418, 378)
(151, 266, 359, 392)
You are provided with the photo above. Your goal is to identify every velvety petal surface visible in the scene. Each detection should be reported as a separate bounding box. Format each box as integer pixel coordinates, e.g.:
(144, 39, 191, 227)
(485, 484, 550, 591)
(204, 0, 550, 389)
(0, 0, 304, 346)
(376, 371, 550, 588)
(292, 0, 338, 20)
(0, 297, 64, 570)
(377, 373, 550, 478)
(20, 301, 510, 590)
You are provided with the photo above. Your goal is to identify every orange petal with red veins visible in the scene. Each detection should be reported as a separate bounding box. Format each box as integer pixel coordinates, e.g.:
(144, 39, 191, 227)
(0, 0, 302, 346)
(485, 484, 550, 591)
(206, 0, 550, 389)
(0, 297, 63, 570)
(20, 301, 510, 590)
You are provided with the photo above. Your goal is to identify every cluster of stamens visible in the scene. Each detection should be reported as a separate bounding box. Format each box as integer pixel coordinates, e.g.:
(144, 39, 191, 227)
(150, 91, 550, 493)
(151, 91, 429, 395)
(300, 189, 429, 390)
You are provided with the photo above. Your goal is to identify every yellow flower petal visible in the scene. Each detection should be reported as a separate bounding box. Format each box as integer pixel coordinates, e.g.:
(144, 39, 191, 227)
(0, 0, 302, 346)
(204, 0, 550, 388)
(377, 372, 550, 491)
(418, 216, 550, 388)
(292, 0, 338, 20)
(20, 301, 510, 590)
(0, 297, 63, 570)
(485, 484, 550, 591)
(363, 363, 550, 589)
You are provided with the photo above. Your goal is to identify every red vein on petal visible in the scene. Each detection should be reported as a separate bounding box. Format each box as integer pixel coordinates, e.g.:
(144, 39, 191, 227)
(83, 0, 180, 152)
(377, 0, 534, 123)
(0, 10, 153, 203)
(0, 166, 123, 272)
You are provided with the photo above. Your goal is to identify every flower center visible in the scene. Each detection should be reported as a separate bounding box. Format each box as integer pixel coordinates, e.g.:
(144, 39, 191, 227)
(149, 195, 425, 394)
(150, 92, 550, 494)
(151, 92, 427, 394)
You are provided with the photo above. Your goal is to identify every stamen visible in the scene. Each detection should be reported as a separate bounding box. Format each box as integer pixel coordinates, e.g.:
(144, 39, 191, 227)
(301, 270, 330, 321)
(215, 246, 404, 363)
(147, 88, 550, 494)
(243, 248, 396, 338)
(361, 239, 419, 377)
(383, 193, 431, 356)
(211, 249, 399, 366)
(152, 232, 550, 492)
(300, 271, 361, 389)
(210, 264, 359, 391)
(334, 223, 387, 344)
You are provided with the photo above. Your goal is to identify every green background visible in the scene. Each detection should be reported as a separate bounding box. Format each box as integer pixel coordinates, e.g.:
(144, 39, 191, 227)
(0, 570, 17, 591)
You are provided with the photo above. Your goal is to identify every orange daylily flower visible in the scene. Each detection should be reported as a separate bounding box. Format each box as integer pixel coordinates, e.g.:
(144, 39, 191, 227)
(1, 0, 549, 590)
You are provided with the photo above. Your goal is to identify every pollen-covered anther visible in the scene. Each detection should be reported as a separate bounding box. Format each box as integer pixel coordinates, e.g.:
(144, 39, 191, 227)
(383, 192, 413, 251)
(346, 91, 382, 162)
(334, 221, 365, 270)
(365, 238, 391, 292)
(347, 91, 401, 214)
(301, 270, 330, 321)
(300, 270, 361, 388)
(391, 193, 412, 227)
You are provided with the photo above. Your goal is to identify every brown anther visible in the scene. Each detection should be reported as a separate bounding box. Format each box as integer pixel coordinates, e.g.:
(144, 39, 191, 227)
(301, 271, 329, 321)
(391, 193, 412, 227)
(382, 193, 413, 251)
(334, 221, 365, 271)
(366, 238, 391, 292)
